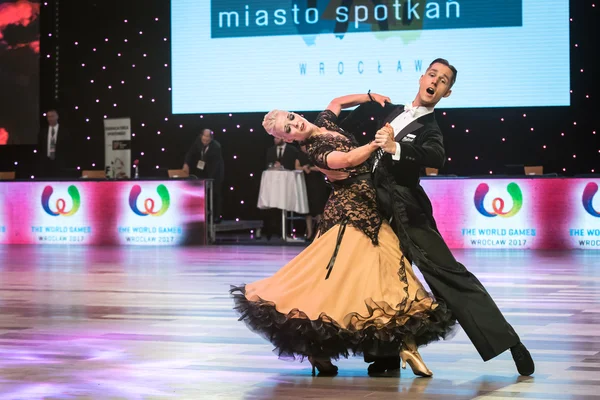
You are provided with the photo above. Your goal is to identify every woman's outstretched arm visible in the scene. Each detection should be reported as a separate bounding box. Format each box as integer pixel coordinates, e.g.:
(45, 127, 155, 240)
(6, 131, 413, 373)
(326, 93, 391, 117)
(326, 141, 379, 169)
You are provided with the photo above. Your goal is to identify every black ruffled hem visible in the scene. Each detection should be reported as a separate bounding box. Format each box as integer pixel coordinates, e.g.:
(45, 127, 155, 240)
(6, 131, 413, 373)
(230, 285, 457, 361)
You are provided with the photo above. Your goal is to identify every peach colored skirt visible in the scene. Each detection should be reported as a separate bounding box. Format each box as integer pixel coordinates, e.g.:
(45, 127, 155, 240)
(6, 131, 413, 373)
(231, 222, 455, 360)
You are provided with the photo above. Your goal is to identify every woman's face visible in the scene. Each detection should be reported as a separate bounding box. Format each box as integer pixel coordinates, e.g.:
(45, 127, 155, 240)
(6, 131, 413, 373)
(272, 111, 313, 142)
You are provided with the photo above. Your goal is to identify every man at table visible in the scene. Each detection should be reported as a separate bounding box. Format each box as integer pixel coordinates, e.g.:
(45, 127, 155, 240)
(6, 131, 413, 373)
(38, 109, 72, 178)
(262, 138, 300, 239)
(183, 129, 225, 223)
(266, 137, 299, 170)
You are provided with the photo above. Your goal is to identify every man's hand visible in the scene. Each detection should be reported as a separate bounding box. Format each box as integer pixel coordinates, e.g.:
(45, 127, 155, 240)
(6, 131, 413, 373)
(303, 165, 311, 174)
(182, 163, 190, 174)
(370, 93, 391, 107)
(274, 161, 282, 168)
(375, 123, 396, 154)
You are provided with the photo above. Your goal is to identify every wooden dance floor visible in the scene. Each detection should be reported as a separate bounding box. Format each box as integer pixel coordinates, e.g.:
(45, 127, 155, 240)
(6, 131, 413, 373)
(0, 245, 599, 399)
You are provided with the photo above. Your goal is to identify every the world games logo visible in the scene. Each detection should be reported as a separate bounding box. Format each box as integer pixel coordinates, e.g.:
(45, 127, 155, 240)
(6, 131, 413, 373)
(582, 182, 600, 217)
(129, 184, 170, 217)
(41, 185, 81, 216)
(474, 182, 523, 218)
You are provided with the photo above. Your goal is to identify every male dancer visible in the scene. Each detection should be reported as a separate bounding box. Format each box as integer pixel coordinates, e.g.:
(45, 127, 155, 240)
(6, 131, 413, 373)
(358, 59, 534, 376)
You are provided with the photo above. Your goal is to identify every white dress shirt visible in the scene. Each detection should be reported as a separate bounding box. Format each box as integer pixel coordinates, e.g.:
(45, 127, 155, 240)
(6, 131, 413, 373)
(47, 123, 59, 158)
(201, 143, 209, 160)
(373, 103, 434, 171)
(276, 143, 287, 159)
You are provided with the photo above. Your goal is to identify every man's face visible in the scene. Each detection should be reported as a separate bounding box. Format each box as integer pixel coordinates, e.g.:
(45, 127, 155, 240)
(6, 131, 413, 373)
(273, 137, 284, 146)
(201, 130, 212, 146)
(415, 63, 454, 107)
(47, 111, 59, 126)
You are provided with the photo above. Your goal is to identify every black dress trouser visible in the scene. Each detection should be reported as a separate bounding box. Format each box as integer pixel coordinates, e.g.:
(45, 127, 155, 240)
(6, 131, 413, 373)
(404, 223, 520, 361)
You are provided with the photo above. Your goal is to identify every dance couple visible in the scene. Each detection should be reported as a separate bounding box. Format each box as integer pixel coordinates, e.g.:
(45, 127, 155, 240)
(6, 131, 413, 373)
(231, 59, 535, 377)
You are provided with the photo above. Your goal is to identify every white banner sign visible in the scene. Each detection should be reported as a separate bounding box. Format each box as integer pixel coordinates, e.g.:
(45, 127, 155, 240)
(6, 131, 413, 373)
(104, 118, 132, 179)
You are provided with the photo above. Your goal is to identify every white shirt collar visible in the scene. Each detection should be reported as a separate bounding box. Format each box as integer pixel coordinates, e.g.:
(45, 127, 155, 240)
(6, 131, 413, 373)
(404, 102, 434, 119)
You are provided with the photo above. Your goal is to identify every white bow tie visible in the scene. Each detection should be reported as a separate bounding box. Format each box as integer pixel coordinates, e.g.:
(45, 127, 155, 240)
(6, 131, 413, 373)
(404, 103, 418, 115)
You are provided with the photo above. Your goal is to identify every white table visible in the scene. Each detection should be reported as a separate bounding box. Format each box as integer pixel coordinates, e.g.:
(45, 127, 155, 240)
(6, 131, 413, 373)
(257, 169, 309, 240)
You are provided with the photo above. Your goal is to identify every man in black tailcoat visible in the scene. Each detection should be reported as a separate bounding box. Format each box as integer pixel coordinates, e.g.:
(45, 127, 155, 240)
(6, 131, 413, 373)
(344, 59, 534, 377)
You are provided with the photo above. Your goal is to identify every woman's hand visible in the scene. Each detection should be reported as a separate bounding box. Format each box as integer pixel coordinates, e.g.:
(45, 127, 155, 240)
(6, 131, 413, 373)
(369, 139, 380, 151)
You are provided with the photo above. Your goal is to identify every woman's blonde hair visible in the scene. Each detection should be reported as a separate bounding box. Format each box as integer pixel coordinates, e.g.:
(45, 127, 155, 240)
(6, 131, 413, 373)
(262, 110, 285, 136)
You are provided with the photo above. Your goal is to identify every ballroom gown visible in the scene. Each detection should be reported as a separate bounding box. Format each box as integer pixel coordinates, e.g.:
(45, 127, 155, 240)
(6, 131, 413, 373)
(230, 110, 456, 360)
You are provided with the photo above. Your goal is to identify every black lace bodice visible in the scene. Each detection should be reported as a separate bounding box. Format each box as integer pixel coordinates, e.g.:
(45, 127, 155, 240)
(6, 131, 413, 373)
(302, 110, 382, 244)
(303, 110, 371, 175)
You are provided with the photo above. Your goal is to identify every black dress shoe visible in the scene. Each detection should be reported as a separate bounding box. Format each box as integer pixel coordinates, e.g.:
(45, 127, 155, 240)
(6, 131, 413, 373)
(367, 356, 401, 375)
(510, 342, 534, 376)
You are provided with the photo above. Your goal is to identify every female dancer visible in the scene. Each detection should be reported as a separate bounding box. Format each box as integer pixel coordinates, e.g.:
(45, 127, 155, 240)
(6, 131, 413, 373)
(231, 94, 455, 376)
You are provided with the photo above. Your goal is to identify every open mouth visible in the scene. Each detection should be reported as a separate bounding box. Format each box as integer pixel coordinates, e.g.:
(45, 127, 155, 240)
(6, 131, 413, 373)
(300, 122, 305, 131)
(426, 87, 435, 95)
